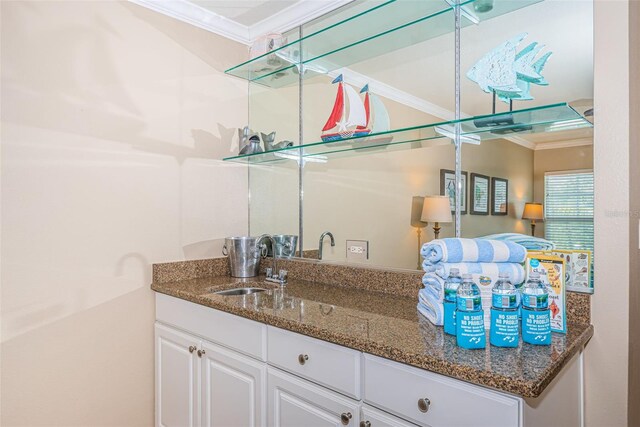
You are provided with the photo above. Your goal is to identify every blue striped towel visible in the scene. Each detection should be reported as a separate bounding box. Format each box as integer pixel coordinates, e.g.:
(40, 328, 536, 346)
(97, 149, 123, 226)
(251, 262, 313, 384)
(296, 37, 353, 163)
(421, 238, 527, 265)
(422, 262, 526, 285)
(422, 273, 445, 301)
(481, 233, 556, 251)
(417, 288, 443, 326)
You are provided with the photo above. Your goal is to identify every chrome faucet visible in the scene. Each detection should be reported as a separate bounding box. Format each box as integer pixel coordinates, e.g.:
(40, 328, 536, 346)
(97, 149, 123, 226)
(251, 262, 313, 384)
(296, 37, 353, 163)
(318, 231, 335, 260)
(257, 234, 287, 285)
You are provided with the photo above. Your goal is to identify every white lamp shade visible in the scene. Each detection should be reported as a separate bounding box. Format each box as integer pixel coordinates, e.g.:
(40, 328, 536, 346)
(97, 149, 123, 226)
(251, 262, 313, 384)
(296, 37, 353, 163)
(421, 195, 453, 223)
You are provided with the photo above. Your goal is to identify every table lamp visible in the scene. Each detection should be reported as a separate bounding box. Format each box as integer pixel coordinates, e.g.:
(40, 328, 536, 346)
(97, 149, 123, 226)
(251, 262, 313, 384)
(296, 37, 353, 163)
(421, 195, 452, 240)
(522, 203, 544, 236)
(411, 196, 429, 269)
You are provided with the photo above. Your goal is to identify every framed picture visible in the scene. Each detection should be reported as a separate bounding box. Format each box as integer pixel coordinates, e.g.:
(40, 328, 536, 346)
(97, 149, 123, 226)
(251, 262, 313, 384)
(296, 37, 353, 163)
(440, 169, 467, 214)
(470, 173, 490, 215)
(491, 177, 508, 215)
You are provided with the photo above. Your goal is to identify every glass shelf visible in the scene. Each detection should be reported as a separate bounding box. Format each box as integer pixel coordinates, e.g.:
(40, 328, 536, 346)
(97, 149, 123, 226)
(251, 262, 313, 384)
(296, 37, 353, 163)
(223, 103, 592, 164)
(225, 0, 542, 88)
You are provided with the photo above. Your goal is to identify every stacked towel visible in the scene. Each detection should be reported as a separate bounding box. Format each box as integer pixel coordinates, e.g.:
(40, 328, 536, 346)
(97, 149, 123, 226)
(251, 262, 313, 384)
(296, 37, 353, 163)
(422, 262, 526, 284)
(421, 238, 527, 265)
(417, 238, 527, 329)
(417, 288, 444, 325)
(480, 232, 556, 251)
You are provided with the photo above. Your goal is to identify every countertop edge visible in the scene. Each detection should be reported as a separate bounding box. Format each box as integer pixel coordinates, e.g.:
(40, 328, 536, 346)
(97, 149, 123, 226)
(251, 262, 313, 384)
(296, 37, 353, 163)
(151, 284, 594, 399)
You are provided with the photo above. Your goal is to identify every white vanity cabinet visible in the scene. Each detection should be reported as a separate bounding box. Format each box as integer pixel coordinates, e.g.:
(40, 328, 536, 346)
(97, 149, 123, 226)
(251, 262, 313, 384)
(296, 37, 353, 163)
(360, 404, 421, 427)
(155, 294, 583, 427)
(267, 367, 360, 427)
(155, 322, 266, 427)
(155, 324, 200, 427)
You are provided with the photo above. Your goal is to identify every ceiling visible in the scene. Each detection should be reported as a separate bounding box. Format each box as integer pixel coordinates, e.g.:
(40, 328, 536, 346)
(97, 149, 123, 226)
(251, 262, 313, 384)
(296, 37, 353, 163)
(189, 0, 300, 26)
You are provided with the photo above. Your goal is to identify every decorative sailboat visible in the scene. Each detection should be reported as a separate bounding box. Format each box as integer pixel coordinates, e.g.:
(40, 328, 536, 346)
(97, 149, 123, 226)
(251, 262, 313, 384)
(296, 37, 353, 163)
(353, 84, 394, 149)
(321, 75, 371, 142)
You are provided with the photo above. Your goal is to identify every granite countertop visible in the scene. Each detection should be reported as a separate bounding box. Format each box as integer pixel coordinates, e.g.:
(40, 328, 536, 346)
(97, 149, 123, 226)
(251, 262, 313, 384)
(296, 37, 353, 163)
(151, 275, 593, 398)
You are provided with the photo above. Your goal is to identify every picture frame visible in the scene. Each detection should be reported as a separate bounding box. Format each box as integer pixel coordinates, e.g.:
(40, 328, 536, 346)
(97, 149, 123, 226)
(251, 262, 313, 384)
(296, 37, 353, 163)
(470, 173, 490, 215)
(440, 169, 467, 215)
(491, 177, 508, 216)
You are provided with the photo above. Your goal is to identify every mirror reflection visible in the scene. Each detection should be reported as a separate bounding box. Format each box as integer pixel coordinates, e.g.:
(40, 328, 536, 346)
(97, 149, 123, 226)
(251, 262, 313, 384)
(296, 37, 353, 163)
(247, 0, 593, 274)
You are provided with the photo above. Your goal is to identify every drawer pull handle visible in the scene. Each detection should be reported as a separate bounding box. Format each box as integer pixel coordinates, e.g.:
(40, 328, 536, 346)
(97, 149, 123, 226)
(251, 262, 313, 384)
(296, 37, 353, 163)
(359, 422, 371, 427)
(340, 412, 352, 425)
(418, 397, 431, 413)
(298, 354, 309, 365)
(197, 349, 206, 358)
(188, 346, 196, 354)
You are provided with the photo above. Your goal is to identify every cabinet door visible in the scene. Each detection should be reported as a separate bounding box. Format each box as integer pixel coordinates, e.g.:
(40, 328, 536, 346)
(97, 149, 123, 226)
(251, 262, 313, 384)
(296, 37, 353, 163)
(155, 323, 199, 427)
(267, 367, 360, 427)
(361, 404, 418, 427)
(200, 341, 266, 427)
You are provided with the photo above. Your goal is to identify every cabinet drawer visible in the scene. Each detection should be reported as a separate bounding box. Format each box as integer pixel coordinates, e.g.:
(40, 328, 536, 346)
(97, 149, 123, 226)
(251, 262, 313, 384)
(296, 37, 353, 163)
(267, 367, 360, 427)
(267, 326, 361, 399)
(156, 293, 267, 360)
(363, 354, 521, 427)
(361, 404, 419, 427)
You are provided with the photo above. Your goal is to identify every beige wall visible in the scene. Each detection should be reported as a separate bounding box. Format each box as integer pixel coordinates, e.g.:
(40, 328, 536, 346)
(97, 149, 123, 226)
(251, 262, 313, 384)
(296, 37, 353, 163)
(628, 0, 640, 424)
(588, 0, 630, 425)
(533, 144, 594, 237)
(0, 1, 248, 425)
(461, 140, 534, 238)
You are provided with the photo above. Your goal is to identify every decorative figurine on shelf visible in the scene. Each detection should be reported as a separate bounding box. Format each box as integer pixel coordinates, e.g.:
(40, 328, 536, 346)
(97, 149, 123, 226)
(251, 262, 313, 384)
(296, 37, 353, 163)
(238, 126, 263, 155)
(466, 32, 552, 105)
(261, 132, 277, 151)
(273, 140, 294, 149)
(321, 74, 371, 142)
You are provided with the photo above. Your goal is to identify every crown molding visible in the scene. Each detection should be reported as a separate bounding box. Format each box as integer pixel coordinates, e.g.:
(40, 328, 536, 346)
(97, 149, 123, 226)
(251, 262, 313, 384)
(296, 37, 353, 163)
(248, 0, 353, 41)
(534, 137, 593, 150)
(129, 0, 353, 45)
(328, 68, 459, 121)
(504, 135, 538, 150)
(129, 0, 252, 44)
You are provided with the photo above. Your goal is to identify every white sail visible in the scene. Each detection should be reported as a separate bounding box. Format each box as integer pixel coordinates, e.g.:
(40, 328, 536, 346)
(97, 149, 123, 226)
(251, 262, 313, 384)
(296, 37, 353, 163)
(345, 84, 367, 128)
(370, 94, 390, 133)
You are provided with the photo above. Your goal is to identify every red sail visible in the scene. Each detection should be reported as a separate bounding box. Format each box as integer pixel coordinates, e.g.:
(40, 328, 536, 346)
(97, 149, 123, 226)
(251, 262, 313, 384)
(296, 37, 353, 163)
(322, 82, 344, 132)
(357, 92, 370, 130)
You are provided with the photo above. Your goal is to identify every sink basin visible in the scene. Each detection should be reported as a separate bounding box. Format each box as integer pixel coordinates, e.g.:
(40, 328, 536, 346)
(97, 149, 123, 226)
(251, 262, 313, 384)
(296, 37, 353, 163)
(214, 287, 267, 296)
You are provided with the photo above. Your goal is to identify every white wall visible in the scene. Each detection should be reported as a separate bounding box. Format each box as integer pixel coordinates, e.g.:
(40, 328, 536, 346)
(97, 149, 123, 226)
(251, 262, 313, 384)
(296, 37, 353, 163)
(587, 0, 630, 425)
(0, 1, 248, 425)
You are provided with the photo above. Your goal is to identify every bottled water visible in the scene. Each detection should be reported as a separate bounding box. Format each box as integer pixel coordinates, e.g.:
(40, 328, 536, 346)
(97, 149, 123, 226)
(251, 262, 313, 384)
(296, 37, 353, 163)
(455, 274, 486, 349)
(521, 272, 551, 345)
(490, 272, 519, 347)
(443, 268, 462, 336)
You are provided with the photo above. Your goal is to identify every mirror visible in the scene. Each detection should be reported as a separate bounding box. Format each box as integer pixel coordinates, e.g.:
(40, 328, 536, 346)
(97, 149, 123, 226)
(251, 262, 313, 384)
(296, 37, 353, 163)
(247, 0, 594, 275)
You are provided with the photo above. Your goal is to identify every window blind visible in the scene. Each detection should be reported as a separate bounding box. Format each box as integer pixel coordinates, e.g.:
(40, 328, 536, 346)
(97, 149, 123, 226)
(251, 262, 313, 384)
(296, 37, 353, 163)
(544, 171, 594, 252)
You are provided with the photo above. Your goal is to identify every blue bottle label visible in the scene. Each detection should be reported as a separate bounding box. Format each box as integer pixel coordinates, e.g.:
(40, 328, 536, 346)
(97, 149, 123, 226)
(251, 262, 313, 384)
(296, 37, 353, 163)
(444, 301, 456, 335)
(492, 293, 517, 309)
(490, 309, 519, 347)
(522, 293, 548, 310)
(456, 310, 486, 349)
(522, 309, 551, 345)
(444, 287, 457, 302)
(456, 295, 482, 312)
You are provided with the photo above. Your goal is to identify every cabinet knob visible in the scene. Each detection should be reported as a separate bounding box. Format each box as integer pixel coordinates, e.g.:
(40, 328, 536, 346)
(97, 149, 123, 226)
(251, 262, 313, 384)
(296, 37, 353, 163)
(417, 397, 431, 413)
(340, 412, 352, 425)
(359, 421, 371, 427)
(197, 349, 206, 358)
(298, 354, 309, 365)
(188, 346, 196, 354)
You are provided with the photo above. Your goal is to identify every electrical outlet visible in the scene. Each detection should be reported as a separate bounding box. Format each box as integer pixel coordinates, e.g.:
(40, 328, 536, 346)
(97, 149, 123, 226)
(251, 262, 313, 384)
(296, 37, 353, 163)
(346, 240, 369, 262)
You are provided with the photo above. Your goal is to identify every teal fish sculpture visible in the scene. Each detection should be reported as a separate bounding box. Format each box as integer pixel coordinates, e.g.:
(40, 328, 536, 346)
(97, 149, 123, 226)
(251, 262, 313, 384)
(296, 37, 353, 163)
(467, 33, 552, 103)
